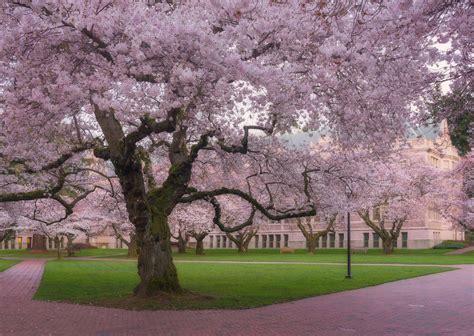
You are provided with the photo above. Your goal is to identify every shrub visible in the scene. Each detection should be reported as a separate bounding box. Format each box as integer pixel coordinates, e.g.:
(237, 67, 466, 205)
(433, 240, 469, 249)
(72, 243, 98, 250)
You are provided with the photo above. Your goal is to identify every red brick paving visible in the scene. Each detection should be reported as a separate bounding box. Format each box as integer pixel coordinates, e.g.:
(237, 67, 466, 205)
(0, 260, 472, 336)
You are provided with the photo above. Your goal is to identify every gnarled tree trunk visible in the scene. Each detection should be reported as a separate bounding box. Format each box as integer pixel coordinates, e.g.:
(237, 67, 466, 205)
(189, 231, 208, 255)
(226, 228, 257, 254)
(195, 238, 205, 255)
(134, 214, 181, 296)
(382, 237, 394, 254)
(127, 233, 138, 258)
(176, 232, 189, 254)
(66, 234, 75, 257)
(297, 216, 336, 254)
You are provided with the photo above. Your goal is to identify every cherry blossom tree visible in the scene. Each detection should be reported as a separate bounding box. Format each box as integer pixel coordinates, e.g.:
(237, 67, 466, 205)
(0, 204, 18, 244)
(354, 156, 441, 254)
(169, 201, 214, 255)
(435, 153, 474, 235)
(297, 215, 338, 254)
(0, 1, 468, 296)
(215, 195, 256, 254)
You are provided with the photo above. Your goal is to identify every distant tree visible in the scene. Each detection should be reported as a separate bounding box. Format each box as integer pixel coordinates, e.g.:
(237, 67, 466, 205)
(430, 89, 473, 156)
(297, 215, 338, 254)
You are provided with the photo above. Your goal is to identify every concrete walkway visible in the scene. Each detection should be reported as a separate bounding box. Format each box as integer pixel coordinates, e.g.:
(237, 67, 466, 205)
(0, 260, 473, 336)
(445, 245, 474, 255)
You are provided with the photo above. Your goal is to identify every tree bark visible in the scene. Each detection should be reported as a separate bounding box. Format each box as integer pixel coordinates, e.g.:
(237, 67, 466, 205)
(133, 200, 181, 296)
(127, 233, 138, 258)
(307, 237, 316, 254)
(195, 238, 205, 255)
(382, 238, 394, 254)
(55, 237, 62, 260)
(66, 234, 75, 257)
(177, 235, 188, 254)
(237, 243, 247, 253)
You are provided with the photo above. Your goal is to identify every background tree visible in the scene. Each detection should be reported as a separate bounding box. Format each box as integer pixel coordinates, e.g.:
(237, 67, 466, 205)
(297, 215, 338, 254)
(169, 201, 214, 255)
(356, 157, 440, 254)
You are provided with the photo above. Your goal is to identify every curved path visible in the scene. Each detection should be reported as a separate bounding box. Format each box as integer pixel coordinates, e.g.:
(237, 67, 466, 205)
(0, 260, 472, 336)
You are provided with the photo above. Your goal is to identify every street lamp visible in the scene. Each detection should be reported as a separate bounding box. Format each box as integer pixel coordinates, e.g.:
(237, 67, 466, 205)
(345, 185, 352, 279)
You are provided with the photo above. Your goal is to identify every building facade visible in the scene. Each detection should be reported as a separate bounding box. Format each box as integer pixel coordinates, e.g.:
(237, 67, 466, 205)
(204, 121, 463, 250)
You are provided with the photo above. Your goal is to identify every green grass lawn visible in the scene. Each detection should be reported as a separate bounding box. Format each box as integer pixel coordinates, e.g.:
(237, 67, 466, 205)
(35, 260, 453, 310)
(0, 248, 128, 259)
(0, 259, 18, 272)
(172, 248, 474, 265)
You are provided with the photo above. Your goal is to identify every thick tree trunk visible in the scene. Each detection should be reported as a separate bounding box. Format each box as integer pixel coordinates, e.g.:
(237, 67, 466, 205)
(237, 243, 247, 253)
(195, 238, 205, 255)
(382, 238, 394, 254)
(134, 215, 181, 296)
(177, 236, 187, 254)
(66, 235, 75, 257)
(307, 237, 316, 254)
(55, 237, 62, 260)
(31, 234, 47, 251)
(127, 233, 138, 258)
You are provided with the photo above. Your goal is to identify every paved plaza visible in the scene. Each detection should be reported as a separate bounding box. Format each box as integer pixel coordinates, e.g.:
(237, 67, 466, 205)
(0, 260, 472, 336)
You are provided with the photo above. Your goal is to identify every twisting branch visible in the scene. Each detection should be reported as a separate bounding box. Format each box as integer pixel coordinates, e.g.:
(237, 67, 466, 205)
(2, 142, 95, 175)
(217, 124, 275, 154)
(181, 187, 316, 224)
(30, 186, 98, 226)
(207, 196, 257, 233)
(0, 173, 67, 203)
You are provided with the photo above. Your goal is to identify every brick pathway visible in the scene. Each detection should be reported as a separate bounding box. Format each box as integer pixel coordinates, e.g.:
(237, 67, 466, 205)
(0, 260, 472, 336)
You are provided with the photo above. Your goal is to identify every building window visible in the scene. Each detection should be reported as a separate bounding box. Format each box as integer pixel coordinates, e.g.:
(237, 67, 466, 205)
(276, 234, 281, 248)
(363, 233, 369, 248)
(373, 233, 380, 248)
(315, 236, 320, 248)
(223, 236, 227, 248)
(373, 207, 381, 221)
(429, 156, 440, 168)
(322, 235, 327, 248)
(338, 233, 344, 248)
(255, 235, 259, 248)
(269, 235, 274, 248)
(402, 232, 408, 248)
(10, 236, 15, 250)
(393, 238, 398, 248)
(228, 239, 232, 248)
(3, 240, 9, 249)
(428, 209, 441, 221)
(284, 234, 289, 247)
(216, 236, 221, 248)
(210, 236, 214, 248)
(17, 237, 23, 249)
(27, 237, 32, 249)
(329, 233, 335, 248)
(262, 235, 267, 248)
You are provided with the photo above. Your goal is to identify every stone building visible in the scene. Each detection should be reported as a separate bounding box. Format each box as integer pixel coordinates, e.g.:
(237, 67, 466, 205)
(204, 121, 463, 250)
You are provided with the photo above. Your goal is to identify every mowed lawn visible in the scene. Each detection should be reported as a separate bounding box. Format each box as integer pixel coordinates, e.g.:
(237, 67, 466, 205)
(172, 248, 474, 265)
(35, 260, 453, 310)
(0, 259, 18, 272)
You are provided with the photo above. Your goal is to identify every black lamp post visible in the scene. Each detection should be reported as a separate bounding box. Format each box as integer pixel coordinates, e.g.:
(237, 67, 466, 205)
(345, 185, 352, 279)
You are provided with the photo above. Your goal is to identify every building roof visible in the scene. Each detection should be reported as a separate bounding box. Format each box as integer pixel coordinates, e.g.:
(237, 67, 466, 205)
(283, 122, 443, 147)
